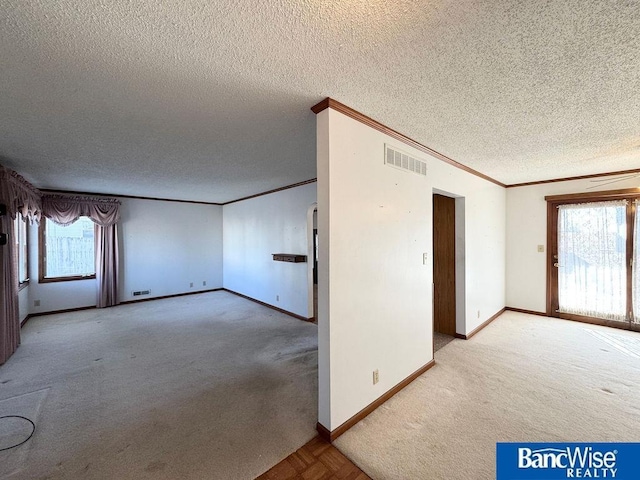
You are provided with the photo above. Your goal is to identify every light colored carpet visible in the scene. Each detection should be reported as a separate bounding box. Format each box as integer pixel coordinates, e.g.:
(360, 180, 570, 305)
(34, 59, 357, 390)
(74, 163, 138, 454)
(0, 291, 318, 479)
(335, 312, 640, 480)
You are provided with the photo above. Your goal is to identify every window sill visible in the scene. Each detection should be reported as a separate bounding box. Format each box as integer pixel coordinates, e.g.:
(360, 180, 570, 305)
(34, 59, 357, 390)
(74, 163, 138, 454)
(18, 280, 30, 291)
(39, 275, 97, 284)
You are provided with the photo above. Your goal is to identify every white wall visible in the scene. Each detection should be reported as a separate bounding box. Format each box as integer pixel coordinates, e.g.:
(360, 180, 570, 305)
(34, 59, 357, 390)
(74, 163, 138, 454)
(317, 108, 506, 430)
(18, 285, 29, 322)
(118, 198, 223, 302)
(430, 183, 505, 333)
(27, 220, 97, 314)
(506, 175, 640, 313)
(222, 183, 317, 318)
(26, 197, 223, 314)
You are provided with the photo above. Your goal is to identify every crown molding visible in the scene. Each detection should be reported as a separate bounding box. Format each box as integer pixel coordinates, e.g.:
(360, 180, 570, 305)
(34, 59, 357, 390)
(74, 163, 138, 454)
(506, 168, 640, 188)
(221, 178, 317, 205)
(40, 188, 223, 206)
(311, 97, 506, 188)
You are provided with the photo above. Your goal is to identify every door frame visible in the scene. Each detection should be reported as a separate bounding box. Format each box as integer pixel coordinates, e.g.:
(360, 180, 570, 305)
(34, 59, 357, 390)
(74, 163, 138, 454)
(432, 189, 466, 337)
(545, 187, 640, 332)
(306, 203, 318, 320)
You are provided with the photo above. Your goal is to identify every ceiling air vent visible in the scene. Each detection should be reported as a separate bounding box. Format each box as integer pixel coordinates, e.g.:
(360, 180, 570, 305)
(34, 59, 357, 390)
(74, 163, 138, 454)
(385, 144, 427, 176)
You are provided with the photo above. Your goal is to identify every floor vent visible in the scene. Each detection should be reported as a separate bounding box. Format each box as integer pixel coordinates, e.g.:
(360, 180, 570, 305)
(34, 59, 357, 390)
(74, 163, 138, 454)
(385, 144, 427, 176)
(132, 290, 150, 296)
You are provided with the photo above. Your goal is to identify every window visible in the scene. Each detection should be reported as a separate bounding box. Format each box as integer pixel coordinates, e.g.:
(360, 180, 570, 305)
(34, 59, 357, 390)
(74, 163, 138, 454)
(557, 201, 627, 322)
(40, 216, 96, 282)
(15, 214, 28, 286)
(546, 188, 640, 329)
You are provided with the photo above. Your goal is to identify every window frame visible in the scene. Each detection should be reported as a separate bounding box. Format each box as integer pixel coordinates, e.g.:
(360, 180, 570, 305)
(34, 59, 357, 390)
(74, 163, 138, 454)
(15, 213, 29, 290)
(545, 187, 640, 332)
(38, 217, 97, 283)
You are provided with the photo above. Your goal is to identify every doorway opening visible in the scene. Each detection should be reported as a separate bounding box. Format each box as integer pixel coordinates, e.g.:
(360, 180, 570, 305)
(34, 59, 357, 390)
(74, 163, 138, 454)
(433, 191, 466, 353)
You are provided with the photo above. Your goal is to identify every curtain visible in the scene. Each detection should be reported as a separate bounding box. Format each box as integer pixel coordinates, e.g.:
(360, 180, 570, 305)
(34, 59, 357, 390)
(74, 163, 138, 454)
(0, 165, 42, 365)
(633, 200, 640, 323)
(557, 200, 627, 322)
(0, 217, 19, 365)
(0, 165, 42, 223)
(42, 195, 120, 227)
(42, 194, 121, 308)
(96, 224, 119, 308)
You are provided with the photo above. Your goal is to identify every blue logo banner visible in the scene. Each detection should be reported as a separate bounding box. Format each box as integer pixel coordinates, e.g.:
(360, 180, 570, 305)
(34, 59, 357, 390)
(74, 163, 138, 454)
(497, 443, 640, 479)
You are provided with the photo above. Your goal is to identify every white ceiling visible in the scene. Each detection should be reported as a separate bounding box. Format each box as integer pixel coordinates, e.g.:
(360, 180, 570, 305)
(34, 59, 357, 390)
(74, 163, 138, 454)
(1, 1, 639, 203)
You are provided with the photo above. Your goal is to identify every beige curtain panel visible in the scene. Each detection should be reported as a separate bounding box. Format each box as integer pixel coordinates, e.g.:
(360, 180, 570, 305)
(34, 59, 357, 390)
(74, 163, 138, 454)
(0, 164, 42, 365)
(96, 224, 119, 308)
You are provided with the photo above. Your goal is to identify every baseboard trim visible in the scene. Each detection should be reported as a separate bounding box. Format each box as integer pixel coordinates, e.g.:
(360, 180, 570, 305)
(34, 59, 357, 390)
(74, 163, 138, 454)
(506, 307, 640, 333)
(222, 289, 312, 322)
(455, 307, 506, 340)
(557, 312, 640, 333)
(316, 422, 333, 442)
(22, 289, 225, 324)
(20, 315, 32, 327)
(316, 359, 436, 443)
(505, 307, 548, 317)
(24, 305, 97, 322)
(120, 288, 223, 305)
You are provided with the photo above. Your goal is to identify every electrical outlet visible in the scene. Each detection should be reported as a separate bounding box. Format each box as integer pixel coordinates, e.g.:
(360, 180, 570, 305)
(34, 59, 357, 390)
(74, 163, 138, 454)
(477, 310, 480, 318)
(276, 295, 279, 302)
(537, 245, 545, 253)
(34, 300, 40, 307)
(423, 252, 428, 265)
(189, 282, 194, 288)
(373, 369, 379, 385)
(202, 281, 206, 286)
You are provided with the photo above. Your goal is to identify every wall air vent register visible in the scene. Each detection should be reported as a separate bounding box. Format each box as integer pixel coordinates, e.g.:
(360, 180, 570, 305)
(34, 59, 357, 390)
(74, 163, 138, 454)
(385, 144, 427, 176)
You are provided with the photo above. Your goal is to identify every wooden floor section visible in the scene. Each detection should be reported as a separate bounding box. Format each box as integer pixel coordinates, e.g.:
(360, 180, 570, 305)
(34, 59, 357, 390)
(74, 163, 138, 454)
(256, 436, 371, 480)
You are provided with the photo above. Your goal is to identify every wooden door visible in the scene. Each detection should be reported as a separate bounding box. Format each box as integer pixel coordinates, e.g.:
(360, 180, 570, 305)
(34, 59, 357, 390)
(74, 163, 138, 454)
(433, 194, 456, 336)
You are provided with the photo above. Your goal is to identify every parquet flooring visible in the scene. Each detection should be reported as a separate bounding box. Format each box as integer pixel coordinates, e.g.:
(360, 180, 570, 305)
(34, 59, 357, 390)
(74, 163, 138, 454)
(256, 436, 371, 480)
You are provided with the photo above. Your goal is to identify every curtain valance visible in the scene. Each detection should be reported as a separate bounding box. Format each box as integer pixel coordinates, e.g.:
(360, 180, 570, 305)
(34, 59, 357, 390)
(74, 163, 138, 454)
(42, 194, 121, 227)
(0, 164, 42, 222)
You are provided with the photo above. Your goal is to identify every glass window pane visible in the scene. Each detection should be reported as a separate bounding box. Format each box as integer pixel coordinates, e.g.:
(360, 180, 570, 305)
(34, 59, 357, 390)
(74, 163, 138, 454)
(633, 200, 640, 323)
(558, 201, 627, 322)
(45, 217, 95, 278)
(15, 214, 28, 283)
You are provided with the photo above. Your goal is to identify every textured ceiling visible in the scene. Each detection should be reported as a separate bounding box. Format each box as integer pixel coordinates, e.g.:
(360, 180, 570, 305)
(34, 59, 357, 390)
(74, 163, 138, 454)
(1, 1, 639, 202)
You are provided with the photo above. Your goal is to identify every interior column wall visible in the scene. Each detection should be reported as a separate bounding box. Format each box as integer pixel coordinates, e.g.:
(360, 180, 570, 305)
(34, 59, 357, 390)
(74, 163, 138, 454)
(317, 108, 506, 431)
